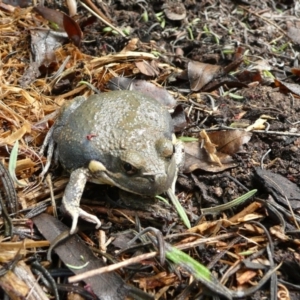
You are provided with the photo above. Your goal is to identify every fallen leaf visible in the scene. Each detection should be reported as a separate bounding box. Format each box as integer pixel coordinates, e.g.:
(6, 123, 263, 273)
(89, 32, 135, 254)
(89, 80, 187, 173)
(34, 6, 65, 30)
(200, 130, 222, 166)
(207, 130, 252, 155)
(1, 122, 31, 145)
(236, 70, 263, 84)
(120, 38, 138, 52)
(245, 118, 267, 131)
(139, 272, 177, 289)
(188, 220, 220, 234)
(237, 213, 264, 222)
(19, 62, 41, 88)
(80, 15, 97, 29)
(242, 223, 264, 234)
(183, 141, 236, 173)
(107, 77, 177, 108)
(30, 30, 61, 67)
(19, 29, 66, 87)
(274, 78, 300, 96)
(15, 158, 36, 173)
(171, 105, 188, 132)
(63, 13, 82, 46)
(223, 46, 244, 73)
(270, 225, 289, 241)
(34, 6, 82, 46)
(188, 61, 221, 91)
(236, 270, 257, 285)
(202, 76, 247, 92)
(291, 67, 300, 77)
(135, 60, 160, 77)
(254, 168, 300, 210)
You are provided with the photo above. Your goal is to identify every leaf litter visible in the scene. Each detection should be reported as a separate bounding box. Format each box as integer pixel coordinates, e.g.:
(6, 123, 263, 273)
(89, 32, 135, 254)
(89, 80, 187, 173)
(0, 1, 300, 299)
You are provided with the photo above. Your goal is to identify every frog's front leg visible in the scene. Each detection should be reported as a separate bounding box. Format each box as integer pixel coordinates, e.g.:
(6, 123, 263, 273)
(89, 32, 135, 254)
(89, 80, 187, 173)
(62, 168, 101, 234)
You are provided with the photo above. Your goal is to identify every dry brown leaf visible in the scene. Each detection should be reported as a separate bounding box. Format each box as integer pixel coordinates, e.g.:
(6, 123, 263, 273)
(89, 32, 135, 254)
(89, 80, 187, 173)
(252, 258, 270, 266)
(207, 130, 252, 155)
(228, 202, 263, 224)
(34, 6, 82, 46)
(242, 223, 264, 234)
(291, 67, 300, 77)
(20, 29, 66, 87)
(200, 130, 222, 166)
(245, 118, 267, 131)
(171, 105, 188, 132)
(236, 69, 263, 84)
(34, 6, 65, 30)
(188, 61, 221, 91)
(183, 141, 236, 173)
(107, 77, 177, 108)
(236, 270, 258, 285)
(20, 90, 42, 115)
(121, 38, 139, 52)
(1, 122, 31, 145)
(135, 60, 160, 77)
(63, 13, 82, 46)
(237, 213, 264, 222)
(139, 272, 177, 289)
(188, 220, 219, 234)
(15, 158, 36, 173)
(270, 225, 289, 241)
(274, 78, 300, 96)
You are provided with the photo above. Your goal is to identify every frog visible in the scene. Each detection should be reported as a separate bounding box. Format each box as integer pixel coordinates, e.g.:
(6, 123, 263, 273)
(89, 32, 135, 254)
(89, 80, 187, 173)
(40, 90, 183, 234)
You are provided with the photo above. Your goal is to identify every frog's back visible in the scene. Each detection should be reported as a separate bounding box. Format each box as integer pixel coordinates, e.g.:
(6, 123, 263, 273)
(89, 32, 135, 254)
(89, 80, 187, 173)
(55, 91, 174, 171)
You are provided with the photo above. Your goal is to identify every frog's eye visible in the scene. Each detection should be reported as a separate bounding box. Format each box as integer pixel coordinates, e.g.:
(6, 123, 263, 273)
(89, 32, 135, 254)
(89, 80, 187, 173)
(156, 138, 173, 159)
(123, 162, 137, 175)
(164, 147, 174, 160)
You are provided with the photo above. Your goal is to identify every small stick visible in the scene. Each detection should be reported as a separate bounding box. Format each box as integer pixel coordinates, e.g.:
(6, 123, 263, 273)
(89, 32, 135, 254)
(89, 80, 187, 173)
(79, 0, 126, 37)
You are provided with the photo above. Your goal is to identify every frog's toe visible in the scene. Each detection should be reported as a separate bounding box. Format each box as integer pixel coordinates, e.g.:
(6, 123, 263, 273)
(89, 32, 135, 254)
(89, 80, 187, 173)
(77, 209, 101, 231)
(67, 207, 101, 234)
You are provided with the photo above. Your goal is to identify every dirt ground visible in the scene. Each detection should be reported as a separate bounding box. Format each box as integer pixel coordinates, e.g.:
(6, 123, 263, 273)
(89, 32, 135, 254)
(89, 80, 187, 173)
(0, 0, 300, 299)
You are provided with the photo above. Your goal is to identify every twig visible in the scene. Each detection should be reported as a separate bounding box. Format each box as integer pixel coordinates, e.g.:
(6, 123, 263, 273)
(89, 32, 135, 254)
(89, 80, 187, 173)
(204, 126, 300, 137)
(79, 1, 126, 37)
(69, 251, 157, 283)
(252, 130, 300, 137)
(260, 149, 271, 169)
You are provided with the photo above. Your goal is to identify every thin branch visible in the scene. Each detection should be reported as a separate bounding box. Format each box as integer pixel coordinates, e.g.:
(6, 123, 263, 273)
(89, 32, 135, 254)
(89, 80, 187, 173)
(79, 1, 126, 37)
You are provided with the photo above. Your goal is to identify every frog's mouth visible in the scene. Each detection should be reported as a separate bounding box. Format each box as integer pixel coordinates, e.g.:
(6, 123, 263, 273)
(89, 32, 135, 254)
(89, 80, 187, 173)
(88, 160, 176, 196)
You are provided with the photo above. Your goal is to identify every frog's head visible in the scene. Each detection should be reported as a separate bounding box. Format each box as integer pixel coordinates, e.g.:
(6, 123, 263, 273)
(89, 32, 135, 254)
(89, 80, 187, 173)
(88, 137, 177, 196)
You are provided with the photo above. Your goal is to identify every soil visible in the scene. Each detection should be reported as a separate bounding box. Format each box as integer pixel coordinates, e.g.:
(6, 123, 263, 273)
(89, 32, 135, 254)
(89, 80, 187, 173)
(0, 0, 300, 299)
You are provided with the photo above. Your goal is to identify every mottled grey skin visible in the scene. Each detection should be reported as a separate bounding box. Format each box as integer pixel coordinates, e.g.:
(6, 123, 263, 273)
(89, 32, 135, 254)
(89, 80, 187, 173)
(42, 90, 178, 233)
